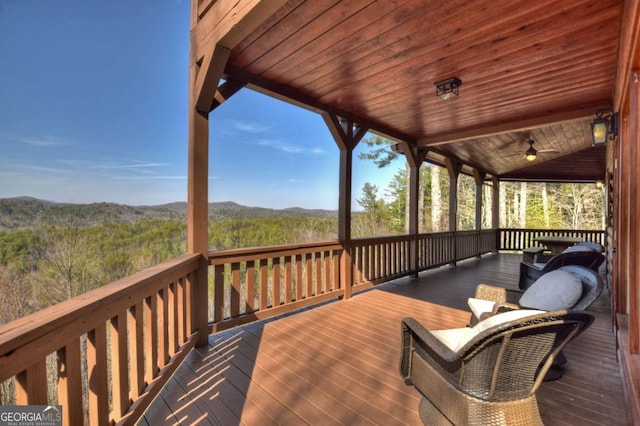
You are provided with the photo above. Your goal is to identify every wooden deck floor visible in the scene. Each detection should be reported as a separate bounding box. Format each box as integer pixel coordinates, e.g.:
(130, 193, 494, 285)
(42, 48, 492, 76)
(140, 254, 628, 425)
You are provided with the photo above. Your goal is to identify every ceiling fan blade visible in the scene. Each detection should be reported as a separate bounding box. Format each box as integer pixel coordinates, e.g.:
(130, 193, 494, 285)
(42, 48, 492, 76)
(537, 148, 560, 153)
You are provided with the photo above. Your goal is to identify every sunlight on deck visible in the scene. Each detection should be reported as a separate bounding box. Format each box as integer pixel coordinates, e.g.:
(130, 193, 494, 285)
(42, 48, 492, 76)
(141, 254, 627, 425)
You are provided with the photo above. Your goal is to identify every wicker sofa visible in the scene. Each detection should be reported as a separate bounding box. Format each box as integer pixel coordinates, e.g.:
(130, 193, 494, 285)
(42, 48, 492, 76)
(518, 249, 604, 290)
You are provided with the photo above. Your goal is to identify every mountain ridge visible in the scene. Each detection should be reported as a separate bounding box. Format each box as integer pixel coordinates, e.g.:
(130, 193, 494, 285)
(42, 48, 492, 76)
(0, 197, 337, 230)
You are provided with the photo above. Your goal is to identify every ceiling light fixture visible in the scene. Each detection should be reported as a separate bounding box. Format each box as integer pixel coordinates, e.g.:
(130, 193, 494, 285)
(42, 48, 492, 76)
(590, 109, 618, 146)
(434, 77, 461, 100)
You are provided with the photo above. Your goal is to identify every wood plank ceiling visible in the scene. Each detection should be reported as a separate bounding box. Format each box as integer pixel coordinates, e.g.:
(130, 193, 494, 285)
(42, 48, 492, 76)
(218, 0, 622, 181)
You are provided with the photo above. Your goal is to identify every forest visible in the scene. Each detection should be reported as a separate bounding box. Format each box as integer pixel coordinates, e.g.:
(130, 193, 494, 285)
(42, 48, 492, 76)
(0, 139, 605, 325)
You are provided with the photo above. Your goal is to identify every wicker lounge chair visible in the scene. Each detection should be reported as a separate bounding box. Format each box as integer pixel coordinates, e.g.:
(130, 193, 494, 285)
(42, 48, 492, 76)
(468, 266, 603, 380)
(518, 249, 604, 290)
(400, 310, 594, 426)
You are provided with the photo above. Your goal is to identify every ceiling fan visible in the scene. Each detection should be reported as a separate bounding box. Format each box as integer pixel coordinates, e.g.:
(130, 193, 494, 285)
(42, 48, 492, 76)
(502, 139, 559, 161)
(522, 139, 559, 161)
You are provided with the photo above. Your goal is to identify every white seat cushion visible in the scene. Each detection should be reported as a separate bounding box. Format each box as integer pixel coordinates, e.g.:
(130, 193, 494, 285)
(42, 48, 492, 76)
(430, 327, 475, 352)
(431, 309, 544, 352)
(518, 269, 582, 310)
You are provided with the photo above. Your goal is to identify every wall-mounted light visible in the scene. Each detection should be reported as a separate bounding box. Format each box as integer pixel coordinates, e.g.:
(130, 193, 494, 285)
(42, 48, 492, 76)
(591, 109, 618, 146)
(434, 77, 461, 100)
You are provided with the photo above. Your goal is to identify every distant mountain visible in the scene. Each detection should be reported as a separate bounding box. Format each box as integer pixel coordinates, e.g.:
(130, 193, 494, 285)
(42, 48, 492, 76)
(0, 198, 337, 230)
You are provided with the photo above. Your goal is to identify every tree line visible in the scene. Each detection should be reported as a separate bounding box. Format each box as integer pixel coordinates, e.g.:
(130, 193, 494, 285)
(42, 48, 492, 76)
(0, 141, 604, 324)
(352, 135, 604, 237)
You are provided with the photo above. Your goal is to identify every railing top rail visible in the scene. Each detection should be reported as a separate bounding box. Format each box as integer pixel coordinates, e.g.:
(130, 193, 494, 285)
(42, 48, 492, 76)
(350, 234, 414, 245)
(0, 253, 201, 356)
(417, 231, 455, 238)
(498, 228, 605, 233)
(208, 240, 342, 261)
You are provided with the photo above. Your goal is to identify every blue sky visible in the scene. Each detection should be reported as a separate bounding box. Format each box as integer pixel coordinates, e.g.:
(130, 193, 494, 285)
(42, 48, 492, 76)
(0, 1, 403, 210)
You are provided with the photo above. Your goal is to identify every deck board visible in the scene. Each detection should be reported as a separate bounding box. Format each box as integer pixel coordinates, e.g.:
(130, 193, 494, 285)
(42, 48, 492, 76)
(142, 254, 628, 425)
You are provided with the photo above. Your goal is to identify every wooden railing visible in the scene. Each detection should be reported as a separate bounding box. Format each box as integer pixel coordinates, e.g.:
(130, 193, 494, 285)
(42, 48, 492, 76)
(417, 231, 455, 268)
(498, 228, 605, 251)
(208, 241, 343, 332)
(4, 226, 605, 423)
(0, 253, 201, 426)
(351, 235, 412, 289)
(209, 230, 499, 331)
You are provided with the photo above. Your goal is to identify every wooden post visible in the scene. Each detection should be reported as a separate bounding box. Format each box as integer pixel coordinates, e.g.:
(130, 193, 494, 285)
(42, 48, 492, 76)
(492, 176, 500, 252)
(473, 169, 486, 258)
(188, 67, 210, 346)
(188, 0, 288, 346)
(446, 158, 462, 265)
(408, 165, 420, 275)
(400, 144, 428, 277)
(473, 169, 486, 230)
(322, 113, 367, 299)
(618, 107, 630, 320)
(628, 70, 639, 353)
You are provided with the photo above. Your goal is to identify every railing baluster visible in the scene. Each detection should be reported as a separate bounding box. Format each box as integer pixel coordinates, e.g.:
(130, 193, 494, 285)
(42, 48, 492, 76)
(230, 263, 241, 318)
(284, 256, 293, 303)
(167, 283, 177, 357)
(57, 340, 83, 425)
(15, 360, 47, 405)
(110, 312, 129, 421)
(246, 260, 256, 313)
(295, 254, 303, 300)
(315, 253, 322, 295)
(87, 324, 109, 425)
(129, 302, 145, 398)
(176, 279, 185, 349)
(213, 265, 224, 323)
(147, 294, 159, 378)
(159, 288, 169, 368)
(259, 258, 268, 310)
(185, 272, 193, 336)
(272, 257, 281, 306)
(362, 245, 368, 281)
(333, 250, 340, 291)
(305, 254, 313, 298)
(321, 252, 328, 292)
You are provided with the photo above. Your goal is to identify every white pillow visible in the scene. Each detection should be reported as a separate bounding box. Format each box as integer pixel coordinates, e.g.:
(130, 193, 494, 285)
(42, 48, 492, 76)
(562, 245, 592, 253)
(519, 270, 582, 310)
(467, 297, 496, 319)
(431, 309, 544, 352)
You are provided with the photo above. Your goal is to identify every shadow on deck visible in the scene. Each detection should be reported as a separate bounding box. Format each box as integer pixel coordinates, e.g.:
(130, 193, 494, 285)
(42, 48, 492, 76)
(140, 254, 627, 425)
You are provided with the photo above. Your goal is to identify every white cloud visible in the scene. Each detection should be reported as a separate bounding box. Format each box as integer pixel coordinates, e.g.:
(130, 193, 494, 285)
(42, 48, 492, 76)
(88, 161, 168, 170)
(230, 120, 270, 134)
(256, 139, 304, 153)
(19, 136, 70, 147)
(311, 147, 326, 154)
